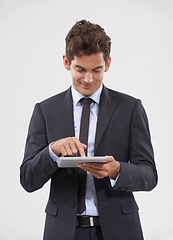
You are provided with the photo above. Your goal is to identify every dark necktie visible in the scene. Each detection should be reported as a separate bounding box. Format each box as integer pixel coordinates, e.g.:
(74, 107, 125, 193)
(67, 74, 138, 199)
(77, 98, 93, 214)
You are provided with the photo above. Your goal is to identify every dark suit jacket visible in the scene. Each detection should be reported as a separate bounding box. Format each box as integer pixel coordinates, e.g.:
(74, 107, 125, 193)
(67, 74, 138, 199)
(20, 85, 158, 240)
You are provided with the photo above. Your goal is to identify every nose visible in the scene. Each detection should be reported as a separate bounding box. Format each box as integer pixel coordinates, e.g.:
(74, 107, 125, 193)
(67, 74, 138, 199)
(84, 72, 93, 83)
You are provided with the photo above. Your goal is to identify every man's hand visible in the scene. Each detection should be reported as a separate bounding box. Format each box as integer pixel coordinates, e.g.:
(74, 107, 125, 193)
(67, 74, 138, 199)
(50, 137, 87, 157)
(77, 156, 121, 180)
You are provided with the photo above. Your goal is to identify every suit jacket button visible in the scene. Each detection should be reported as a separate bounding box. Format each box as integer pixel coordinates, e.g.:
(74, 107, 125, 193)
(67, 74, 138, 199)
(70, 201, 76, 207)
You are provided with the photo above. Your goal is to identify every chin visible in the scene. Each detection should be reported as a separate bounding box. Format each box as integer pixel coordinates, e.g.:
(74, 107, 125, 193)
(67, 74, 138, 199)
(81, 92, 91, 97)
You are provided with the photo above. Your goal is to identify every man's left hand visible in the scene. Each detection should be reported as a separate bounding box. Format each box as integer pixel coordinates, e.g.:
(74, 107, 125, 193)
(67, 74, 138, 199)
(77, 156, 121, 179)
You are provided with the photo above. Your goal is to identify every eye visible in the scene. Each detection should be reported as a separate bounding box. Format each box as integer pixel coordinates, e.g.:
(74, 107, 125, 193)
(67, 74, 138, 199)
(93, 68, 102, 73)
(76, 67, 85, 73)
(77, 69, 85, 73)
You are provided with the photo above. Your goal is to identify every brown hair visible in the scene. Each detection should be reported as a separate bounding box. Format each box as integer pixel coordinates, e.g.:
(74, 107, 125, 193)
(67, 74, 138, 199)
(65, 19, 111, 64)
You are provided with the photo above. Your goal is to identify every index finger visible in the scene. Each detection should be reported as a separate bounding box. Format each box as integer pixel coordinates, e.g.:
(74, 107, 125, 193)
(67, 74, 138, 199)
(73, 137, 87, 157)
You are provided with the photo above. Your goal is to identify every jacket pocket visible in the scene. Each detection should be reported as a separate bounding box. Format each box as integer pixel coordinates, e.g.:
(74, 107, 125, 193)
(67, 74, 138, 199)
(120, 199, 139, 214)
(45, 201, 58, 216)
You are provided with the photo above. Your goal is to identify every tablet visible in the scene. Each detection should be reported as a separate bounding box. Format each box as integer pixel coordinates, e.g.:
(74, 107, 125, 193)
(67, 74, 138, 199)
(58, 156, 108, 168)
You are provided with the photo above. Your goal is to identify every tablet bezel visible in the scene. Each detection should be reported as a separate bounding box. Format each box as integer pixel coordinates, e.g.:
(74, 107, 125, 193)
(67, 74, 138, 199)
(58, 156, 108, 168)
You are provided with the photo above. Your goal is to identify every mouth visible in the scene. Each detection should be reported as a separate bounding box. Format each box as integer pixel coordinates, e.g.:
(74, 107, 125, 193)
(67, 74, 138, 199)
(81, 83, 93, 88)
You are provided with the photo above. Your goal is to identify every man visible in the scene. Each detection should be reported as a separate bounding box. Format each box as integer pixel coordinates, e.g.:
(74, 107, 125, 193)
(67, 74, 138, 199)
(20, 20, 158, 240)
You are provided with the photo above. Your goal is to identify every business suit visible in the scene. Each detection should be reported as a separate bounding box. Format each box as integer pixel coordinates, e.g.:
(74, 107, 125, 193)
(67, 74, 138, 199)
(20, 85, 158, 240)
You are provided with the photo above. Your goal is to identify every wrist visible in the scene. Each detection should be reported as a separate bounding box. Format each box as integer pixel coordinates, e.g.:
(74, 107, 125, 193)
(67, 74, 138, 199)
(110, 162, 121, 179)
(50, 142, 60, 156)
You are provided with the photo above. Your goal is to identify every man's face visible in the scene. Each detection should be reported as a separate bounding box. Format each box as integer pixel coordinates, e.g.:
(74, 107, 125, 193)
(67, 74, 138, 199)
(63, 53, 111, 96)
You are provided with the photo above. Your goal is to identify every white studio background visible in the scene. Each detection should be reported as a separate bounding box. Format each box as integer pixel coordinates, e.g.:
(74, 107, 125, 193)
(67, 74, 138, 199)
(0, 0, 172, 239)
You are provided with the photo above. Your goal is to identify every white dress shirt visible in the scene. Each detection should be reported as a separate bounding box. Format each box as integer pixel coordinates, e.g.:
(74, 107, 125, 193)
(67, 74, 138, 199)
(49, 84, 117, 216)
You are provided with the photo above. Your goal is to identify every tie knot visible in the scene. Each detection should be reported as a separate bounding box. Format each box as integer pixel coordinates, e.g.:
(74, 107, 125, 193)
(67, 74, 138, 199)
(80, 98, 93, 105)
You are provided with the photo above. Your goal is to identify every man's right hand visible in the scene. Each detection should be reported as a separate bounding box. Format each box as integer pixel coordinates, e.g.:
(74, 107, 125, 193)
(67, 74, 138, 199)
(50, 137, 87, 157)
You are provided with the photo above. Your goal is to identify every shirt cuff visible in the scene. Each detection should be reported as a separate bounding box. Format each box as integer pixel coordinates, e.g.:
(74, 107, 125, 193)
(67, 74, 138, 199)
(109, 174, 120, 187)
(49, 143, 59, 163)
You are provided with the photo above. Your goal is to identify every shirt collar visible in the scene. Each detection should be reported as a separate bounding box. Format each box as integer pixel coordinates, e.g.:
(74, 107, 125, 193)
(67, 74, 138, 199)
(71, 84, 103, 106)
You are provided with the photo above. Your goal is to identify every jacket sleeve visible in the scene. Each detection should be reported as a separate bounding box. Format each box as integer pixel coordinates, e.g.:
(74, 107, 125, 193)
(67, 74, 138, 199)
(114, 100, 158, 192)
(20, 103, 59, 192)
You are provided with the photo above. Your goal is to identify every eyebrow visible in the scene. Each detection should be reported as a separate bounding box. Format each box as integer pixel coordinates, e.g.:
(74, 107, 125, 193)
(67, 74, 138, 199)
(75, 65, 103, 70)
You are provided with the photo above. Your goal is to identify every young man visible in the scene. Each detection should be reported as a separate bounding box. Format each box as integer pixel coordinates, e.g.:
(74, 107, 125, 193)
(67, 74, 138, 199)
(20, 20, 158, 240)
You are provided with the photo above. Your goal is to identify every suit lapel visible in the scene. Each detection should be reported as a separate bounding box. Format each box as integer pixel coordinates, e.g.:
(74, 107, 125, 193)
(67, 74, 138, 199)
(57, 88, 78, 177)
(94, 86, 117, 153)
(58, 87, 75, 138)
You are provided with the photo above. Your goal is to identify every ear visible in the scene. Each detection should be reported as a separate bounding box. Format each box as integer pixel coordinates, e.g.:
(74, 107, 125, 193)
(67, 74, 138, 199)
(105, 57, 111, 72)
(63, 54, 71, 70)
